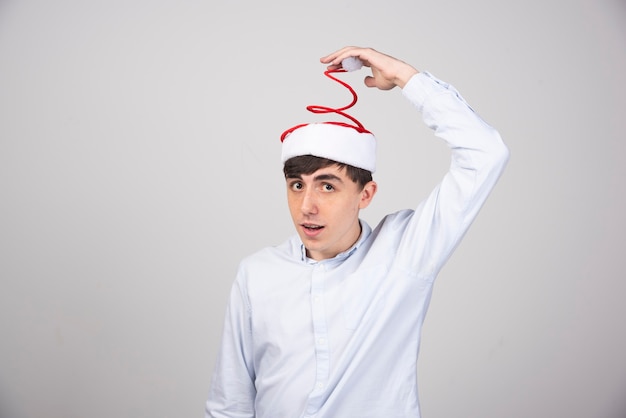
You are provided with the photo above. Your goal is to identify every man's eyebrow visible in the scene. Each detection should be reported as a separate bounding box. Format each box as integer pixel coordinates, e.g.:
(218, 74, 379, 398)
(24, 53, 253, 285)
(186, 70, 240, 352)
(284, 173, 344, 182)
(313, 173, 343, 183)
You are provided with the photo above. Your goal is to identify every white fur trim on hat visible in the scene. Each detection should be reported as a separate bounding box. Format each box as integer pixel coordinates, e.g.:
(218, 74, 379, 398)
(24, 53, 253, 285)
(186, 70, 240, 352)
(281, 123, 377, 173)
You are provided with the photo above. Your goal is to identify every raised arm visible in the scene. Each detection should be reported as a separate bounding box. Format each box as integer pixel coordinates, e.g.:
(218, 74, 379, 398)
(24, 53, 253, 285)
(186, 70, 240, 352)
(323, 46, 509, 276)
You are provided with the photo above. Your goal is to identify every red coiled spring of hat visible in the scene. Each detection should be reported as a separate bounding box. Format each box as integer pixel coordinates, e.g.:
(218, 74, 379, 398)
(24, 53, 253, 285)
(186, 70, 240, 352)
(280, 57, 370, 142)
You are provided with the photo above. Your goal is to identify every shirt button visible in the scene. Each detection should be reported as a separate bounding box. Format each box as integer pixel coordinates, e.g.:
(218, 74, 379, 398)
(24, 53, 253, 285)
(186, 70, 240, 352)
(316, 382, 324, 389)
(314, 296, 320, 304)
(318, 338, 326, 345)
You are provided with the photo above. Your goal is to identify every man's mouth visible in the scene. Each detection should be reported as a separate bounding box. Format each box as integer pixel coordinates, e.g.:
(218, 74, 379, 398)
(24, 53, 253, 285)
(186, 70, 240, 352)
(301, 223, 325, 236)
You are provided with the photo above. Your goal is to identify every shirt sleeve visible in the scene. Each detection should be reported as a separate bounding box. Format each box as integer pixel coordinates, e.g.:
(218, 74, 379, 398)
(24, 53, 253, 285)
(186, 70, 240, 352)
(205, 278, 257, 418)
(394, 71, 510, 278)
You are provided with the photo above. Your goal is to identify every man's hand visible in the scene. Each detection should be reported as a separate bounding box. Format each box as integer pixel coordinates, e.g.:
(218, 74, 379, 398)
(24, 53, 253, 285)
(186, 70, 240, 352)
(320, 46, 419, 90)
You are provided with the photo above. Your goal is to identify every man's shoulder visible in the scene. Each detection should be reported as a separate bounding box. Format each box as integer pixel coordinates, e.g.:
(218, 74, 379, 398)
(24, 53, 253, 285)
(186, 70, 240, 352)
(239, 235, 300, 270)
(234, 236, 304, 291)
(374, 208, 416, 232)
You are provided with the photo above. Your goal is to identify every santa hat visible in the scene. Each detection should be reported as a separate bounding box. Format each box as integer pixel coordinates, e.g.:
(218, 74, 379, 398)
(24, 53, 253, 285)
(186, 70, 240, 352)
(280, 57, 377, 173)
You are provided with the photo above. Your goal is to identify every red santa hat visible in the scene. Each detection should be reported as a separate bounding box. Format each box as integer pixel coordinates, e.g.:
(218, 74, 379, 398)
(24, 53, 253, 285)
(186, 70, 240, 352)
(280, 57, 377, 173)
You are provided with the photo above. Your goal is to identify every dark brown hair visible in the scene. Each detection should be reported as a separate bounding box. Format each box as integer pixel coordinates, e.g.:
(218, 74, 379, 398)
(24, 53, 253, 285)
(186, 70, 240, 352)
(283, 155, 373, 190)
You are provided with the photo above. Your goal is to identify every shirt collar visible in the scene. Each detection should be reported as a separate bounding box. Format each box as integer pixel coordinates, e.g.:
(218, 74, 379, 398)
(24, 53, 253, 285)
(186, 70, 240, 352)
(300, 220, 372, 264)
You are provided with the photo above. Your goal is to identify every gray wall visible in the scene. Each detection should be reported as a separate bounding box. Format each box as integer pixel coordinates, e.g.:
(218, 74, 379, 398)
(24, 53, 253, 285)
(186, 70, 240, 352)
(1, 0, 625, 417)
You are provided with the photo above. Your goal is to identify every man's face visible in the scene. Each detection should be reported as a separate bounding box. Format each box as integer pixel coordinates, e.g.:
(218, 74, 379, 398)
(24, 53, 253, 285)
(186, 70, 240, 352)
(286, 164, 377, 261)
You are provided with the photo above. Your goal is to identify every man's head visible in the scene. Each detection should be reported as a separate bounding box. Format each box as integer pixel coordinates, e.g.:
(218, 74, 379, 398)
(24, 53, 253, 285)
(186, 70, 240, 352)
(279, 67, 378, 260)
(284, 155, 377, 261)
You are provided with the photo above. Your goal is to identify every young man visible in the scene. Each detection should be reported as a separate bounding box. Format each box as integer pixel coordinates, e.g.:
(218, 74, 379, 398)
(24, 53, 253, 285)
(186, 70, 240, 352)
(205, 46, 509, 418)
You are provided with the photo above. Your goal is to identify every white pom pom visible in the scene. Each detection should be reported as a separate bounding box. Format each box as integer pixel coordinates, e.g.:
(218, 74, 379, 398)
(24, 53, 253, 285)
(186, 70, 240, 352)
(341, 56, 363, 72)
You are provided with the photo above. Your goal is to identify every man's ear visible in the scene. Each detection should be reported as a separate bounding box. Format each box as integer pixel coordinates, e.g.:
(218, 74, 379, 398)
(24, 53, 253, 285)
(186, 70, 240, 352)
(358, 181, 378, 209)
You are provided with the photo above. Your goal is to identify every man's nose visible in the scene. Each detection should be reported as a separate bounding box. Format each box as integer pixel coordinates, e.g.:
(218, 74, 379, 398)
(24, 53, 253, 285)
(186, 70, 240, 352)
(301, 189, 318, 214)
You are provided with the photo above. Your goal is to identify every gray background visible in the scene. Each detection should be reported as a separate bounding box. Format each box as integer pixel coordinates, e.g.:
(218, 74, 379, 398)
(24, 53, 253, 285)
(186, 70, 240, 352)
(1, 0, 625, 417)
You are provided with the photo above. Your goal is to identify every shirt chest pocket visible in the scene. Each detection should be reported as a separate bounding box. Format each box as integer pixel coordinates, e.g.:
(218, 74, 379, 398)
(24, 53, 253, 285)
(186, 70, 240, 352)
(340, 264, 388, 330)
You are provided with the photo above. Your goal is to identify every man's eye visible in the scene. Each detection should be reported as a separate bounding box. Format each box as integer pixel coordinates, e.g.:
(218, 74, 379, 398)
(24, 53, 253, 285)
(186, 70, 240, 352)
(291, 182, 303, 190)
(323, 184, 334, 191)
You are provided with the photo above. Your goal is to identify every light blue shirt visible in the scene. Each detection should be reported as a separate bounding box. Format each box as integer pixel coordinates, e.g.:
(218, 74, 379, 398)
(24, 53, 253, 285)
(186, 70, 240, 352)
(206, 72, 509, 418)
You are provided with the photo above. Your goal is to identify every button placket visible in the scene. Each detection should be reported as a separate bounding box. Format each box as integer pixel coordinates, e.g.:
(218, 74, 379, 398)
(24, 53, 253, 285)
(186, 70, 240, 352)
(306, 263, 330, 414)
